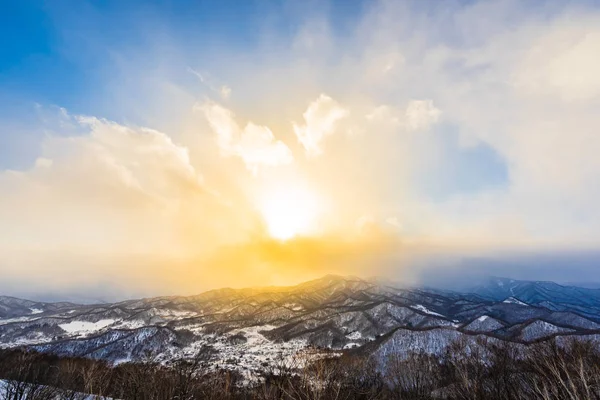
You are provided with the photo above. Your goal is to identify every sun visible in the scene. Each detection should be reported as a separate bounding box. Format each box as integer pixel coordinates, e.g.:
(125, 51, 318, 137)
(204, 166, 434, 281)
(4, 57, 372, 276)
(258, 185, 321, 241)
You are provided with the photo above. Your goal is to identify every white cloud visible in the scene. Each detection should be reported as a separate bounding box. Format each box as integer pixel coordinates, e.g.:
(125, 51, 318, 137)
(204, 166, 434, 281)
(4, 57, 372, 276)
(4, 0, 600, 296)
(34, 158, 53, 168)
(220, 85, 232, 99)
(366, 101, 441, 132)
(513, 18, 600, 101)
(366, 105, 400, 125)
(386, 217, 401, 229)
(197, 101, 293, 174)
(236, 123, 294, 174)
(0, 111, 246, 256)
(404, 100, 441, 131)
(293, 94, 349, 156)
(188, 67, 232, 99)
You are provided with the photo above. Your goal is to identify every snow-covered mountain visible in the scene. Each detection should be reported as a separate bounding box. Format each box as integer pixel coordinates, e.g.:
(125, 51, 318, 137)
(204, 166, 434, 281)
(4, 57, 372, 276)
(1, 275, 600, 375)
(469, 276, 600, 307)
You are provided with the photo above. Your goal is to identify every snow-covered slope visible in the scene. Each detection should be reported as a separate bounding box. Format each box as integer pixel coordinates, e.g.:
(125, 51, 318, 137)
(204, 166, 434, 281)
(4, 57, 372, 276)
(470, 277, 600, 308)
(462, 315, 505, 332)
(1, 275, 600, 375)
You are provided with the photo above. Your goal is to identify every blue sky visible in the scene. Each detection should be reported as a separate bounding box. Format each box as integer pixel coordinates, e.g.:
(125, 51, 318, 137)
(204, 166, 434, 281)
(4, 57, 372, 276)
(1, 0, 600, 298)
(0, 0, 508, 196)
(0, 0, 361, 167)
(0, 0, 362, 109)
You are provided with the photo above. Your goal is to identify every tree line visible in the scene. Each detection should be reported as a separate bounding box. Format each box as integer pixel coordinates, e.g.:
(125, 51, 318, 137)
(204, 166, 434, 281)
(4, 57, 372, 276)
(0, 337, 599, 399)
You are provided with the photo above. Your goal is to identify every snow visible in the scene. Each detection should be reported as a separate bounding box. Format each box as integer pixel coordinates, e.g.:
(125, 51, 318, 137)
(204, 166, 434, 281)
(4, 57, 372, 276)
(373, 328, 466, 362)
(0, 379, 115, 399)
(411, 304, 445, 318)
(283, 303, 304, 311)
(4, 275, 600, 383)
(112, 319, 146, 330)
(503, 297, 528, 306)
(154, 308, 198, 318)
(0, 316, 33, 325)
(59, 319, 116, 334)
(170, 324, 317, 382)
(520, 321, 574, 342)
(346, 331, 363, 340)
(547, 312, 600, 330)
(462, 315, 504, 333)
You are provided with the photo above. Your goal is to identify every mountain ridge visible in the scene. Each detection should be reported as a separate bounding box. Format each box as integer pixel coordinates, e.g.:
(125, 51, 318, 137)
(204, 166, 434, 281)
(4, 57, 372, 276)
(2, 274, 600, 376)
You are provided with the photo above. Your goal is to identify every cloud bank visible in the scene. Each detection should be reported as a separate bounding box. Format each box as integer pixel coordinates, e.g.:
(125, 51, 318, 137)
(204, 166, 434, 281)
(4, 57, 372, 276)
(1, 0, 600, 299)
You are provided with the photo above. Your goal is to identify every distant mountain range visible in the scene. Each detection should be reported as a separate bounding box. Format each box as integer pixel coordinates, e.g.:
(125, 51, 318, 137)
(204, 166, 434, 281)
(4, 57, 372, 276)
(2, 275, 600, 376)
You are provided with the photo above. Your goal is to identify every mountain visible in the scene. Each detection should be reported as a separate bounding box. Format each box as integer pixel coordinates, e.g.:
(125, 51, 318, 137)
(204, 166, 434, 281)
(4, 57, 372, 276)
(1, 275, 600, 376)
(469, 276, 600, 307)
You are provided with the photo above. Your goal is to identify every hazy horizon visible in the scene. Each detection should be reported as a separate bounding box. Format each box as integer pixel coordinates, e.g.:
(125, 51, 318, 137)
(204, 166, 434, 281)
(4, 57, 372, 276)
(5, 248, 600, 303)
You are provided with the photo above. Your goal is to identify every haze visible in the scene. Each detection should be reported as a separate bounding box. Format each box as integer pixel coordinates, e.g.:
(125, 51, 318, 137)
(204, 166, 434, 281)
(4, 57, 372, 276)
(1, 0, 600, 301)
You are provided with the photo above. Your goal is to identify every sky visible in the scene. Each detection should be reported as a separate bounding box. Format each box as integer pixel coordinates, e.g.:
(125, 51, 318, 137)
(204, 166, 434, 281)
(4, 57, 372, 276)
(1, 0, 600, 301)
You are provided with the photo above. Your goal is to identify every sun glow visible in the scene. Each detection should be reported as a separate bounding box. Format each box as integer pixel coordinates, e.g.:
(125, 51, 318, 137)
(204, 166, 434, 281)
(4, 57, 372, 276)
(259, 185, 321, 241)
